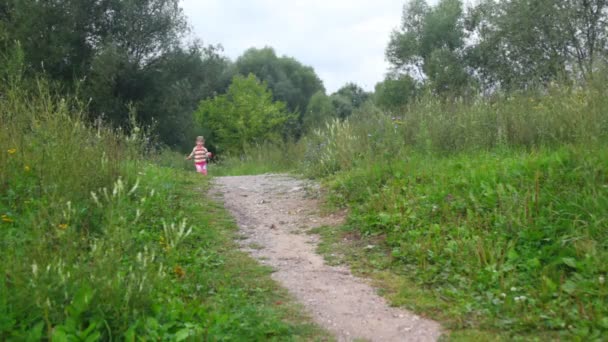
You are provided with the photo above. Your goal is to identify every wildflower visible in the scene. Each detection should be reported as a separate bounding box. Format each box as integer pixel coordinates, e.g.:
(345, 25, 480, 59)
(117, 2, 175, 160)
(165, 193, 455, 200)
(510, 287, 517, 292)
(58, 223, 68, 230)
(174, 265, 185, 278)
(2, 214, 13, 223)
(32, 263, 38, 276)
(7, 148, 16, 154)
(600, 275, 605, 285)
(24, 165, 31, 172)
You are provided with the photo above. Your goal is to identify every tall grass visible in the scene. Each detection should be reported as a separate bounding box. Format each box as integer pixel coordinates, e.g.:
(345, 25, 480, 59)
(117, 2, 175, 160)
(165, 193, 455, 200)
(300, 79, 608, 179)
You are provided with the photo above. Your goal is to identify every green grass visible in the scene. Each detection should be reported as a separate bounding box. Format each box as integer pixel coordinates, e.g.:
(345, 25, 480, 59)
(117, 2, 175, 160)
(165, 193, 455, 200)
(0, 77, 331, 340)
(311, 147, 608, 340)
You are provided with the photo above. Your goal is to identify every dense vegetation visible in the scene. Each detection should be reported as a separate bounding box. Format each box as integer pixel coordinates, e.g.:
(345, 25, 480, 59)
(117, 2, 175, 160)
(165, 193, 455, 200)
(3, 0, 608, 340)
(211, 0, 608, 337)
(0, 59, 328, 338)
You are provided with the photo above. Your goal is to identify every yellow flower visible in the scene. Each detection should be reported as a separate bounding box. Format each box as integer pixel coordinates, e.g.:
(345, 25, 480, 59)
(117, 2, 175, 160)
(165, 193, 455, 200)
(58, 223, 68, 230)
(7, 148, 17, 155)
(2, 214, 13, 223)
(24, 165, 31, 172)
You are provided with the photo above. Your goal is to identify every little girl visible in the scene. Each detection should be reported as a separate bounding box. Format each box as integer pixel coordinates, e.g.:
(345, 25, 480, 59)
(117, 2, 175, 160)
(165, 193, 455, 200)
(186, 136, 211, 175)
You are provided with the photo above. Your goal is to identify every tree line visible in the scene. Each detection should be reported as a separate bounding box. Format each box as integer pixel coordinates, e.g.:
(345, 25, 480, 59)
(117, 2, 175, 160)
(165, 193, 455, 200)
(2, 0, 607, 152)
(380, 0, 608, 105)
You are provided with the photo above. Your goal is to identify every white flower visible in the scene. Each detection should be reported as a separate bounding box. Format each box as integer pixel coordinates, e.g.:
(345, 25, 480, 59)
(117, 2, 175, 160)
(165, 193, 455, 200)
(510, 287, 517, 292)
(600, 275, 605, 285)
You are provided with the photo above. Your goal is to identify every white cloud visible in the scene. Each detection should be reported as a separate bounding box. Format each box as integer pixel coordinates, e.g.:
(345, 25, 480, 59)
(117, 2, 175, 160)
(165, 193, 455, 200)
(180, 0, 409, 93)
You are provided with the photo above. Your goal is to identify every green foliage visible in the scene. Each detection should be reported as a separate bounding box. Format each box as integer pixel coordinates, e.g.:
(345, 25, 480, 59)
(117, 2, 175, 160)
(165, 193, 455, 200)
(0, 75, 328, 340)
(374, 74, 418, 110)
(329, 83, 371, 119)
(235, 47, 325, 136)
(467, 0, 608, 89)
(325, 148, 608, 339)
(295, 74, 608, 338)
(0, 0, 233, 148)
(195, 74, 294, 155)
(387, 0, 470, 95)
(303, 91, 335, 132)
(384, 0, 608, 96)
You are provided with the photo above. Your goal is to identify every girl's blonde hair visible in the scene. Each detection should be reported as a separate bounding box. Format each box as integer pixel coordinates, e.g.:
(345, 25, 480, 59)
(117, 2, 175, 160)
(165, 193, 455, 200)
(196, 136, 205, 143)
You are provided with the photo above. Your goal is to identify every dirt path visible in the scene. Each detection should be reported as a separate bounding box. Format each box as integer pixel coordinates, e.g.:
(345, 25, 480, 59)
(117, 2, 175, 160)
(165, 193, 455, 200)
(211, 174, 442, 342)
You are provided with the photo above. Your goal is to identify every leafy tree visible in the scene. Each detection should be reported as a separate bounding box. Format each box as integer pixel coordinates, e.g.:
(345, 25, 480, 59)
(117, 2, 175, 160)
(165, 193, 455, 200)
(467, 0, 608, 89)
(235, 47, 325, 136)
(194, 74, 293, 155)
(1, 0, 187, 81)
(374, 74, 418, 110)
(387, 0, 470, 95)
(0, 0, 233, 148)
(329, 83, 370, 119)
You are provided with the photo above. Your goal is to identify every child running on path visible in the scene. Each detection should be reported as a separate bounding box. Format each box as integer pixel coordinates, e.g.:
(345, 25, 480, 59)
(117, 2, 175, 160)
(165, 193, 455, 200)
(186, 136, 211, 175)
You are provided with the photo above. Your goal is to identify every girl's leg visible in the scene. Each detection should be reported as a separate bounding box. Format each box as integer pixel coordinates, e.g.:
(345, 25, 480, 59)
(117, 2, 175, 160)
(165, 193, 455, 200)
(201, 162, 208, 176)
(195, 163, 204, 174)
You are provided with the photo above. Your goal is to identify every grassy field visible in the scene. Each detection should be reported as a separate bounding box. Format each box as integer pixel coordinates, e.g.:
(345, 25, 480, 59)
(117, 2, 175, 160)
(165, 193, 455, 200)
(0, 80, 330, 340)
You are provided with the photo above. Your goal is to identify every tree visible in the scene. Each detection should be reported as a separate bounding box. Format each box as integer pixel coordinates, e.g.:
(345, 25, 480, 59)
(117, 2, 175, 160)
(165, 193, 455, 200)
(235, 47, 325, 136)
(1, 0, 187, 82)
(0, 0, 233, 148)
(329, 83, 370, 119)
(194, 74, 293, 155)
(374, 74, 418, 110)
(387, 0, 470, 95)
(467, 0, 608, 89)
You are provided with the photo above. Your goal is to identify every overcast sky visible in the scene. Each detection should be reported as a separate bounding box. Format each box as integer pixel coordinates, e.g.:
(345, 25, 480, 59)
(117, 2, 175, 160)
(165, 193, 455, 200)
(180, 0, 413, 93)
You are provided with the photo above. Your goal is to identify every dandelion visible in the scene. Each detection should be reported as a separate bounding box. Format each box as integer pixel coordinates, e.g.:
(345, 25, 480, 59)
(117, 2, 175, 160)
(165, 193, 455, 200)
(2, 214, 13, 223)
(7, 148, 16, 154)
(24, 165, 30, 172)
(58, 223, 68, 230)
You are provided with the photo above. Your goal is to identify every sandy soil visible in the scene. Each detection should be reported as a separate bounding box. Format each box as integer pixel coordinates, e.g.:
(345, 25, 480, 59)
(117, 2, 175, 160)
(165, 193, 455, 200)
(211, 174, 442, 342)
